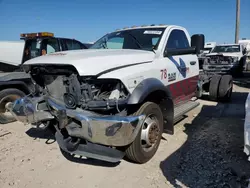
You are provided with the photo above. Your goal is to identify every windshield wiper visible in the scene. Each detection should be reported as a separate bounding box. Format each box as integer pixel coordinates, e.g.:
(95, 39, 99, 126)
(125, 32, 156, 53)
(125, 33, 143, 49)
(101, 38, 108, 49)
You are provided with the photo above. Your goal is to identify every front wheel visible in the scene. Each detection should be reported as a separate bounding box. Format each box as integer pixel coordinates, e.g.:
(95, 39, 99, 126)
(125, 102, 163, 164)
(0, 88, 26, 124)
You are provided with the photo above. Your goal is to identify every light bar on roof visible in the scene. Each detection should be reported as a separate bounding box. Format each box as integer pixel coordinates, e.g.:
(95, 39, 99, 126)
(20, 32, 54, 38)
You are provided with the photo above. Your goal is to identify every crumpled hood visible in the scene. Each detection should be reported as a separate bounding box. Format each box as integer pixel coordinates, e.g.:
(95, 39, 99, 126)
(206, 52, 242, 57)
(24, 49, 155, 76)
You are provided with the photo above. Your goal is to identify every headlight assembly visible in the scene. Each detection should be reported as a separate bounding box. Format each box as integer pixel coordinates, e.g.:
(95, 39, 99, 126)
(232, 57, 239, 62)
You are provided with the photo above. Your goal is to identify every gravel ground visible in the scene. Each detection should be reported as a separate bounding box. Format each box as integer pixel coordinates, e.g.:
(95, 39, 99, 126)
(0, 83, 250, 188)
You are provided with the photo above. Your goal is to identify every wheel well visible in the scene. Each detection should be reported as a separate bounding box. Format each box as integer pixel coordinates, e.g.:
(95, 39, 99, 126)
(144, 90, 167, 104)
(142, 90, 174, 135)
(0, 84, 30, 95)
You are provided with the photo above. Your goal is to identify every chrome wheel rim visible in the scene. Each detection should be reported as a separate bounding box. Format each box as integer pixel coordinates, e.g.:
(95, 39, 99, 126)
(140, 114, 160, 152)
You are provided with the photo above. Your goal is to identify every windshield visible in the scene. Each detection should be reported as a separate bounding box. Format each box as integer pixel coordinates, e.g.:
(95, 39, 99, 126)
(27, 39, 43, 58)
(211, 45, 240, 53)
(22, 39, 42, 63)
(23, 38, 60, 63)
(90, 28, 165, 51)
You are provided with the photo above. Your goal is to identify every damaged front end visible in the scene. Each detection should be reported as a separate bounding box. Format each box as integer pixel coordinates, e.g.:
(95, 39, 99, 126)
(203, 55, 241, 75)
(7, 65, 145, 162)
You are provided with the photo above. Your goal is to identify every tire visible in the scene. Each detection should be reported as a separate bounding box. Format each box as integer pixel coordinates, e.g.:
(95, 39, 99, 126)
(0, 88, 26, 124)
(209, 75, 222, 101)
(218, 75, 233, 102)
(125, 102, 163, 164)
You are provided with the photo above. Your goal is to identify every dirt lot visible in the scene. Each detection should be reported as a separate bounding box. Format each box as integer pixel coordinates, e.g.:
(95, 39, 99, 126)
(0, 82, 250, 188)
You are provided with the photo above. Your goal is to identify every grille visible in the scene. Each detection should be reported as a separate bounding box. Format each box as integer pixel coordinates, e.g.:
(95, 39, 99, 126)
(209, 55, 233, 64)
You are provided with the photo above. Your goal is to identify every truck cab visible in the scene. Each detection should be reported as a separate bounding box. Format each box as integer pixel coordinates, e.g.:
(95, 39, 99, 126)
(0, 32, 88, 72)
(21, 32, 88, 63)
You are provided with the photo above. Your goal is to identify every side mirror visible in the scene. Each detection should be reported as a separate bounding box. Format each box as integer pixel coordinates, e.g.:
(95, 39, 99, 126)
(164, 47, 196, 57)
(191, 34, 205, 54)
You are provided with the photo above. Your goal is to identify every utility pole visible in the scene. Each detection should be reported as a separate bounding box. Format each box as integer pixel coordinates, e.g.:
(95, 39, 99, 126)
(235, 0, 240, 44)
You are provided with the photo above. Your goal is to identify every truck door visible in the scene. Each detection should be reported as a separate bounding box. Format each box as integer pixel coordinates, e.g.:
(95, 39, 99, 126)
(164, 29, 199, 104)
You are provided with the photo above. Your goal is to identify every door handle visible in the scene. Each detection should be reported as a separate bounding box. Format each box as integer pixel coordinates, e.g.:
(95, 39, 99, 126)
(190, 61, 196, 65)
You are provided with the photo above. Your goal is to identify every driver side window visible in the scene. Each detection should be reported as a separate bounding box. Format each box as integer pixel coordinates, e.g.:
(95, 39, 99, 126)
(166, 29, 190, 50)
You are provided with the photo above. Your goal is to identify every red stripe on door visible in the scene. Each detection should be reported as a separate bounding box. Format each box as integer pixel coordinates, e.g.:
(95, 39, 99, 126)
(168, 75, 199, 104)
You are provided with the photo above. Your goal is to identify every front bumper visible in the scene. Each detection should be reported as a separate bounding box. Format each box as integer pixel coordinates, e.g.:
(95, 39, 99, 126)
(203, 61, 243, 75)
(7, 96, 145, 147)
(203, 64, 235, 74)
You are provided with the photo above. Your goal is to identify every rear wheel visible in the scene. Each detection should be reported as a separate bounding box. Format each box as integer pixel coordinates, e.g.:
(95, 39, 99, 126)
(125, 102, 163, 164)
(209, 75, 222, 101)
(0, 88, 26, 124)
(218, 75, 233, 102)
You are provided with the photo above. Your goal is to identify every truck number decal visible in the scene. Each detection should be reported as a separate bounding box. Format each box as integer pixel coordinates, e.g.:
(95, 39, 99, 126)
(160, 69, 167, 80)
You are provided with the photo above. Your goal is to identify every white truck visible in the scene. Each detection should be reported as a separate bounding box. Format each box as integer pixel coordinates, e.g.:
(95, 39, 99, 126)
(239, 39, 250, 70)
(198, 42, 217, 70)
(7, 24, 233, 164)
(203, 42, 216, 54)
(0, 32, 88, 124)
(204, 43, 247, 76)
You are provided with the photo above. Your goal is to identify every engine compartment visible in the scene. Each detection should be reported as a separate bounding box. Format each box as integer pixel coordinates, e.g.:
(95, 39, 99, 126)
(28, 65, 130, 113)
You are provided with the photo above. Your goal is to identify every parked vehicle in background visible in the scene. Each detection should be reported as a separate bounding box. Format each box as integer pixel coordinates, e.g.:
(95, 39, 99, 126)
(0, 32, 88, 72)
(7, 24, 233, 164)
(203, 44, 247, 76)
(239, 39, 250, 71)
(198, 42, 216, 70)
(83, 42, 94, 48)
(203, 42, 216, 54)
(0, 32, 88, 124)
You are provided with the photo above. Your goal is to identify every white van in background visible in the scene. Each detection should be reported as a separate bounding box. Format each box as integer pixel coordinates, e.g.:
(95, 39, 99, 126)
(203, 42, 216, 54)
